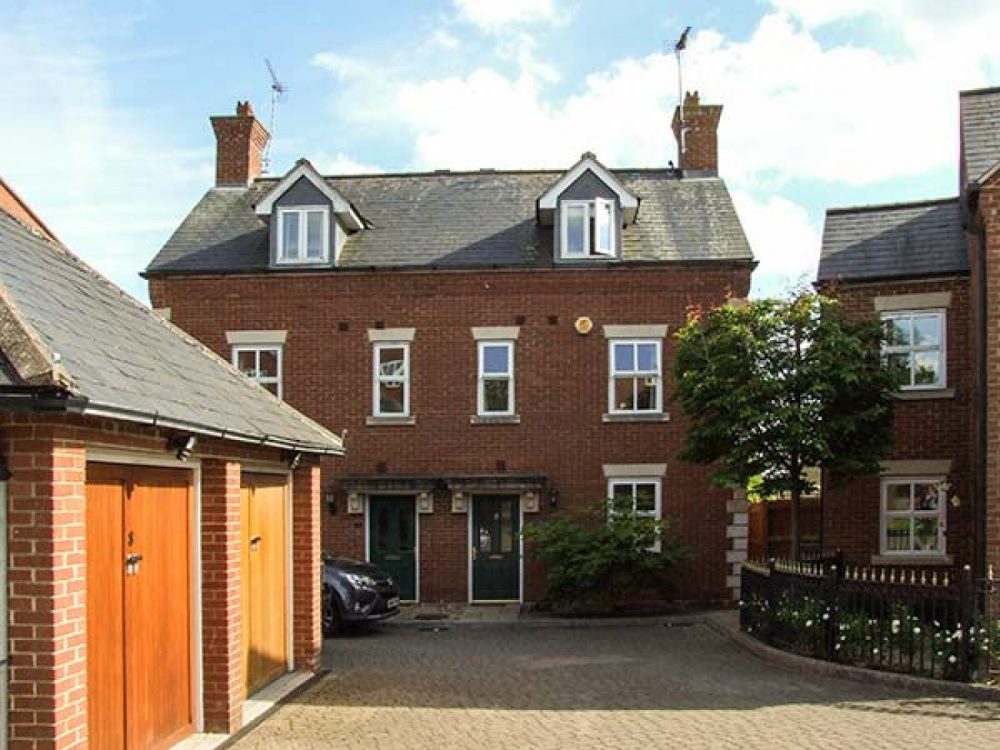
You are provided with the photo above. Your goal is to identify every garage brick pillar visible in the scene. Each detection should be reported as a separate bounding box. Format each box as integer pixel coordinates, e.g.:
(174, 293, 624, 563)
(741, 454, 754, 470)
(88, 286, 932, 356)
(4, 423, 88, 749)
(292, 460, 323, 670)
(200, 458, 244, 734)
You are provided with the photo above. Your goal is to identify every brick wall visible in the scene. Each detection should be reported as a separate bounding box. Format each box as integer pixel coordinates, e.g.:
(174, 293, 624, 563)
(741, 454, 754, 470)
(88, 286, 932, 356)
(200, 458, 243, 734)
(151, 263, 752, 602)
(3, 420, 88, 749)
(292, 461, 322, 669)
(671, 92, 722, 173)
(819, 277, 973, 568)
(0, 411, 324, 746)
(210, 102, 269, 186)
(979, 179, 1000, 591)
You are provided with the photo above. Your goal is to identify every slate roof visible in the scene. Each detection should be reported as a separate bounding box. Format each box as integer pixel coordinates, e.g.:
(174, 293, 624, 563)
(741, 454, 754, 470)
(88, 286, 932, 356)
(145, 169, 754, 275)
(961, 87, 1000, 183)
(817, 198, 967, 282)
(0, 209, 343, 454)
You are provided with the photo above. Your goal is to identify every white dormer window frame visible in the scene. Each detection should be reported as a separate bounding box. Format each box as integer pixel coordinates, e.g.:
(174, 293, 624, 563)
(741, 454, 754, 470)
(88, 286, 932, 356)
(560, 198, 616, 259)
(276, 205, 330, 264)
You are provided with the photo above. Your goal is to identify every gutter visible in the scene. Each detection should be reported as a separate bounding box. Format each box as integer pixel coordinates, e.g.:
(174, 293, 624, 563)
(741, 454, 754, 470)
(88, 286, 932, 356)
(0, 387, 344, 456)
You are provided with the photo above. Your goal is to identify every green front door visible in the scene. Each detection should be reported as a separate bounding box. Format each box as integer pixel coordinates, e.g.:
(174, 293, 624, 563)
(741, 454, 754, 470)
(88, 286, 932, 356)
(368, 496, 417, 601)
(471, 495, 520, 601)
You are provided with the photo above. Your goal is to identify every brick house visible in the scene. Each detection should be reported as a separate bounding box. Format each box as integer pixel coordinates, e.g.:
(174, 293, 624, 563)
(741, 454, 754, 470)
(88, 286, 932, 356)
(816, 86, 1000, 589)
(0, 180, 343, 749)
(145, 93, 756, 606)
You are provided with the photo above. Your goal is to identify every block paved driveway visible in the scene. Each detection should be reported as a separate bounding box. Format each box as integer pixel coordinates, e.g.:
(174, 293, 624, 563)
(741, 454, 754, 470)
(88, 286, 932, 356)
(229, 622, 999, 749)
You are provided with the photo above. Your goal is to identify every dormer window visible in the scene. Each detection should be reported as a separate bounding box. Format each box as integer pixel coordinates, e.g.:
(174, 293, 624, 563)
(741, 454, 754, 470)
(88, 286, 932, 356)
(277, 206, 329, 263)
(561, 199, 615, 258)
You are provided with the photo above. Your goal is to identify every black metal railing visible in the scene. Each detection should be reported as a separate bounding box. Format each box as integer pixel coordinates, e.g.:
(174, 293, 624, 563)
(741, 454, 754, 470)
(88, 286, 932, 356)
(740, 558, 999, 682)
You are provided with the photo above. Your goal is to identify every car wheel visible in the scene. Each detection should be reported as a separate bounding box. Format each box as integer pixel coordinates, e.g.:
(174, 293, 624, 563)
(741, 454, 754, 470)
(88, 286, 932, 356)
(323, 585, 343, 636)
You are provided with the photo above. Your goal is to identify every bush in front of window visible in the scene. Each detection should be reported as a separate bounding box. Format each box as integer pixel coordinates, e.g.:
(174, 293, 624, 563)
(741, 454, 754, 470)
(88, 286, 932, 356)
(522, 497, 689, 614)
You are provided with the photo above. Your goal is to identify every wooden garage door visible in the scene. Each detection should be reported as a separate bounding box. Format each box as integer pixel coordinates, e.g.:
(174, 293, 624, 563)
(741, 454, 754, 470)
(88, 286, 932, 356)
(87, 464, 193, 750)
(241, 473, 289, 696)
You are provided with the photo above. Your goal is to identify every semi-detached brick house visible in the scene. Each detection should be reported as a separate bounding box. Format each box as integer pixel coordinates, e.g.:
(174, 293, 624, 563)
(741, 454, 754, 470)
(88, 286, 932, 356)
(0, 179, 344, 750)
(816, 86, 1000, 599)
(145, 93, 756, 606)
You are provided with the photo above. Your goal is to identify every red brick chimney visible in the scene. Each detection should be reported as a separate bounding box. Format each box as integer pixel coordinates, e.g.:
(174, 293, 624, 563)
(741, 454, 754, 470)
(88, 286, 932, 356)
(671, 91, 723, 173)
(210, 101, 270, 186)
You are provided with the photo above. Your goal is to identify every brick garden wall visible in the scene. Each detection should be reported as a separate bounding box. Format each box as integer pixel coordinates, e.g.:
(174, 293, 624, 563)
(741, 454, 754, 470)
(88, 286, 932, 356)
(819, 276, 973, 569)
(150, 263, 752, 603)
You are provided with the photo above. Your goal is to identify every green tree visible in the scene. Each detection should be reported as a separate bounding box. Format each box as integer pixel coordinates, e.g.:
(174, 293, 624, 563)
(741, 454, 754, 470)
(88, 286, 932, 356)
(673, 292, 898, 560)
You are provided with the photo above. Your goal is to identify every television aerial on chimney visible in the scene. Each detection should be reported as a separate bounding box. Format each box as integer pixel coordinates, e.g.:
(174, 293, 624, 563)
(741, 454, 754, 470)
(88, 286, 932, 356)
(262, 58, 288, 174)
(672, 26, 692, 162)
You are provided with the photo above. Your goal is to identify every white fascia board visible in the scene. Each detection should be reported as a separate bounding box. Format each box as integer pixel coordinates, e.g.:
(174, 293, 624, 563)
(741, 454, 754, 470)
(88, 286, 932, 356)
(537, 156, 639, 225)
(254, 160, 364, 231)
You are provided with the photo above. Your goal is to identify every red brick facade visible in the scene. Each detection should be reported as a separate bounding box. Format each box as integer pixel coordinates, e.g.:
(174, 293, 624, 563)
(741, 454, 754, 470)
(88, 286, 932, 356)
(671, 91, 722, 172)
(0, 412, 324, 748)
(210, 101, 270, 186)
(818, 277, 973, 570)
(974, 176, 1000, 590)
(150, 263, 752, 603)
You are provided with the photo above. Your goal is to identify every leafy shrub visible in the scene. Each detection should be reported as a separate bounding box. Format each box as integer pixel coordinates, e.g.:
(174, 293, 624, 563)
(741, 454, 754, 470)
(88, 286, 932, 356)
(523, 498, 689, 612)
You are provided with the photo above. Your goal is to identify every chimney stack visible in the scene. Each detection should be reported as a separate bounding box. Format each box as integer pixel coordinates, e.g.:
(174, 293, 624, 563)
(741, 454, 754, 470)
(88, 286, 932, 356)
(210, 101, 270, 186)
(671, 91, 722, 174)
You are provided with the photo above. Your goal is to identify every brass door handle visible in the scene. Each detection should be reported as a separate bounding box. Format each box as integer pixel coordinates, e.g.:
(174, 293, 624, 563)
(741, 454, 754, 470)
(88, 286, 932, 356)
(125, 553, 143, 576)
(250, 535, 262, 551)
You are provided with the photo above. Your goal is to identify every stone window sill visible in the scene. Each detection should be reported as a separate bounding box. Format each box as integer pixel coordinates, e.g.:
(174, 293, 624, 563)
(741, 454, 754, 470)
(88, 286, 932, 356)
(470, 415, 521, 425)
(602, 412, 670, 423)
(365, 415, 416, 426)
(870, 554, 953, 566)
(894, 388, 955, 401)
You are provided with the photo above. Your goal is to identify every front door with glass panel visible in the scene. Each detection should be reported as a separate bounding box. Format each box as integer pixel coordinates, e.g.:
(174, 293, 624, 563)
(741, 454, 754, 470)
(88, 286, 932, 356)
(368, 497, 417, 601)
(471, 495, 520, 601)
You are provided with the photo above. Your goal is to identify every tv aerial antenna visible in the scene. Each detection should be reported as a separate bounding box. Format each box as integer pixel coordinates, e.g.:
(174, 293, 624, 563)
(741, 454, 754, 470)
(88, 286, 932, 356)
(263, 58, 288, 174)
(671, 26, 691, 165)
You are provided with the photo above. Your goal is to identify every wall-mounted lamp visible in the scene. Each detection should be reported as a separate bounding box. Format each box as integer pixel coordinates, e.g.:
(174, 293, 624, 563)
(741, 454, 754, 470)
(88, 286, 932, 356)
(325, 485, 337, 515)
(167, 433, 197, 462)
(548, 487, 560, 509)
(285, 451, 303, 470)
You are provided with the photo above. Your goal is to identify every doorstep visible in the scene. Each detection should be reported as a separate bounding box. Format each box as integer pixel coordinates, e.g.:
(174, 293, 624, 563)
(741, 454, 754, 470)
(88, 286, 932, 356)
(171, 670, 318, 750)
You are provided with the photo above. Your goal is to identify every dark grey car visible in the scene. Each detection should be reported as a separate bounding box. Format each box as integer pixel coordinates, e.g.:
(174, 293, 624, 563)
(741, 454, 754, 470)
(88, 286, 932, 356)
(322, 556, 401, 635)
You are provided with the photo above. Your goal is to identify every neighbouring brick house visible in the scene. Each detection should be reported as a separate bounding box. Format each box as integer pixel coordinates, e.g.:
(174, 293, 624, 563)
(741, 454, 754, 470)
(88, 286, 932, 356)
(0, 179, 343, 749)
(145, 93, 756, 606)
(817, 86, 1000, 591)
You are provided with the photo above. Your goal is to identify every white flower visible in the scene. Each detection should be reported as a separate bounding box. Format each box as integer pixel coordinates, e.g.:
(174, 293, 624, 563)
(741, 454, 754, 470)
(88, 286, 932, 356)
(948, 655, 957, 664)
(872, 648, 880, 655)
(913, 627, 922, 635)
(805, 620, 813, 628)
(835, 644, 842, 651)
(891, 620, 901, 634)
(822, 612, 830, 621)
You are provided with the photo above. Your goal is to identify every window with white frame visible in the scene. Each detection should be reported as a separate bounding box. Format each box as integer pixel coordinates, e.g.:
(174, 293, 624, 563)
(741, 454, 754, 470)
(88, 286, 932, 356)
(478, 341, 514, 416)
(608, 478, 662, 550)
(561, 199, 615, 258)
(881, 310, 945, 389)
(609, 339, 662, 413)
(373, 342, 410, 416)
(880, 477, 947, 555)
(232, 345, 282, 398)
(276, 206, 329, 263)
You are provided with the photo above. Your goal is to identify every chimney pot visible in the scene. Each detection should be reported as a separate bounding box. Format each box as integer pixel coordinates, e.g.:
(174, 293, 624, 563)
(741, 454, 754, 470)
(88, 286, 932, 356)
(210, 100, 270, 186)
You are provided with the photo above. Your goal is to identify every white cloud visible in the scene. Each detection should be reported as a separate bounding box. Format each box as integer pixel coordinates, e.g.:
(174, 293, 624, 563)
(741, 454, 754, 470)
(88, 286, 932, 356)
(315, 151, 385, 175)
(453, 0, 560, 31)
(732, 191, 822, 298)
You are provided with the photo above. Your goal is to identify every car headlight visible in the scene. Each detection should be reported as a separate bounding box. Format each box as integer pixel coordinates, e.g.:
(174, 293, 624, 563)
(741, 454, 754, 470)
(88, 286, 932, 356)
(344, 572, 379, 589)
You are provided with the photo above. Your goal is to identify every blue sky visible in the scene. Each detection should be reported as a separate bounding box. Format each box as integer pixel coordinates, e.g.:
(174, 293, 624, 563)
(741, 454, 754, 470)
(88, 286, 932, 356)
(2, 0, 999, 301)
